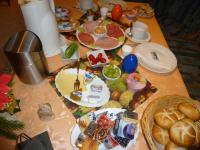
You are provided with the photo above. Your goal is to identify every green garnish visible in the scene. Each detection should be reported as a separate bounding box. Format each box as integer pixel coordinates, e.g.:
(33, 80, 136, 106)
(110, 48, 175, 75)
(103, 65, 120, 78)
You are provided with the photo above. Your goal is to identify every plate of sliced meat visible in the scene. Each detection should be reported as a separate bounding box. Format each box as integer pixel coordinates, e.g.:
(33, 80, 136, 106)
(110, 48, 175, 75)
(76, 20, 125, 50)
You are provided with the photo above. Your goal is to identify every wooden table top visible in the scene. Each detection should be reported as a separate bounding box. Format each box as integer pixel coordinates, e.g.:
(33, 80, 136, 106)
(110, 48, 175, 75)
(0, 0, 189, 150)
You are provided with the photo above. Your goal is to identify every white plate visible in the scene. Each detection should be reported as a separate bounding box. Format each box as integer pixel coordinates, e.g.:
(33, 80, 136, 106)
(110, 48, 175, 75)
(135, 42, 177, 73)
(55, 69, 110, 107)
(125, 28, 151, 43)
(70, 108, 140, 150)
(76, 21, 125, 50)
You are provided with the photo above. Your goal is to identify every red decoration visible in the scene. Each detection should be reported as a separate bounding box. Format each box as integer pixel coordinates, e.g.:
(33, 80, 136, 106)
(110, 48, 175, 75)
(0, 73, 20, 114)
(0, 92, 10, 105)
(0, 84, 10, 93)
(0, 74, 12, 85)
(0, 103, 5, 110)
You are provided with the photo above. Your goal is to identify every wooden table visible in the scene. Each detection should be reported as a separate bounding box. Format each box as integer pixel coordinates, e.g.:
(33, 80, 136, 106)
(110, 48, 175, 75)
(0, 0, 189, 150)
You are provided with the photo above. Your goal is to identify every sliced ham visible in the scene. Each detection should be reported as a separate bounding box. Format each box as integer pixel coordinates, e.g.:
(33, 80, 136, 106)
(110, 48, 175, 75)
(84, 21, 100, 33)
(78, 32, 94, 45)
(95, 37, 119, 49)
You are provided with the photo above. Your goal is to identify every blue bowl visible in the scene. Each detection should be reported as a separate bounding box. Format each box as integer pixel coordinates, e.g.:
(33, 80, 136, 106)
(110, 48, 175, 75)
(122, 54, 138, 73)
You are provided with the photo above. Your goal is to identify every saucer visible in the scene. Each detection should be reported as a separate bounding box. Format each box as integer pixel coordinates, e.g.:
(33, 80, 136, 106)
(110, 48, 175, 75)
(125, 28, 151, 43)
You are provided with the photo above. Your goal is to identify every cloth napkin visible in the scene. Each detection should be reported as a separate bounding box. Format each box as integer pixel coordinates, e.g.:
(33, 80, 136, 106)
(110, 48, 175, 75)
(135, 48, 175, 72)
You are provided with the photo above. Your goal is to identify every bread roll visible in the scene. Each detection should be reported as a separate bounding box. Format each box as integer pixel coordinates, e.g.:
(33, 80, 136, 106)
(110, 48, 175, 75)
(165, 141, 187, 150)
(195, 126, 200, 145)
(152, 125, 169, 145)
(154, 109, 178, 129)
(178, 102, 200, 121)
(171, 110, 185, 120)
(170, 119, 196, 147)
(181, 118, 200, 144)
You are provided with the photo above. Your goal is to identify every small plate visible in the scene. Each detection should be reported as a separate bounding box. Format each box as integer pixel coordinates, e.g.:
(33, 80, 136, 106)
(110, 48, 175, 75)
(125, 28, 151, 43)
(87, 49, 109, 68)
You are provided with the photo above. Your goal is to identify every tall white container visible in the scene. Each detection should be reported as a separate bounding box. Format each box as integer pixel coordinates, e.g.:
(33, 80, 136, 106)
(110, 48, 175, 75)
(20, 0, 63, 57)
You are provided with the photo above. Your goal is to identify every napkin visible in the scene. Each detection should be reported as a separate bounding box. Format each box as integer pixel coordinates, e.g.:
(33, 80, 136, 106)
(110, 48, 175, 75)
(135, 49, 174, 72)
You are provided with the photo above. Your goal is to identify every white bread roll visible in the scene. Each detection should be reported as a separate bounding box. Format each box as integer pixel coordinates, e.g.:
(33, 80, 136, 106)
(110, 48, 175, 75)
(181, 118, 200, 145)
(165, 141, 187, 150)
(152, 125, 169, 145)
(178, 103, 200, 121)
(154, 109, 178, 129)
(171, 109, 185, 120)
(170, 119, 196, 147)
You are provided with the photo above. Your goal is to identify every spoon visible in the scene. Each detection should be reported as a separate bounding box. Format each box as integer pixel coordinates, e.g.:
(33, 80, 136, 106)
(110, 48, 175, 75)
(127, 31, 133, 38)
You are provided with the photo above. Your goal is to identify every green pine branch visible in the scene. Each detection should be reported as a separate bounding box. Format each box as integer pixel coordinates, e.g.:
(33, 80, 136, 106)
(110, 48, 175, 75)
(0, 116, 24, 131)
(0, 128, 17, 139)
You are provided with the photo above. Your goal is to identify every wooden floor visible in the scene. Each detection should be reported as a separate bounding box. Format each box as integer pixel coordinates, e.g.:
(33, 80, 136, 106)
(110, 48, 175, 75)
(0, 0, 25, 72)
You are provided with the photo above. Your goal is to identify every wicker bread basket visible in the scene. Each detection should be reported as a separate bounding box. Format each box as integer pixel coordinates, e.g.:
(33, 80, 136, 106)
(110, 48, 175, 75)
(141, 95, 200, 150)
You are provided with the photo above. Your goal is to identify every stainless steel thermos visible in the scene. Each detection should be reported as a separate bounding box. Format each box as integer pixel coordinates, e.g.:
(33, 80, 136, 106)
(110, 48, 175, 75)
(4, 31, 46, 84)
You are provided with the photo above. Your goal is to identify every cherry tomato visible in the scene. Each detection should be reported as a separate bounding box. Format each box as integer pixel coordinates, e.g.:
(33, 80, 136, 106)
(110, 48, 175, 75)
(100, 58, 106, 63)
(95, 56, 100, 63)
(92, 60, 97, 65)
(89, 54, 95, 61)
(97, 53, 103, 59)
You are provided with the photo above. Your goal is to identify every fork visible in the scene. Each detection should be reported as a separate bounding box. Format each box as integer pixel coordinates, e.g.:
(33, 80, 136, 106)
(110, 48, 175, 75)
(75, 133, 85, 148)
(74, 59, 80, 91)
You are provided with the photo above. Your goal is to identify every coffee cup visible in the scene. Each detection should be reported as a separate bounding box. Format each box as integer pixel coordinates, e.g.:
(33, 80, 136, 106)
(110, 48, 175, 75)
(122, 45, 133, 57)
(100, 7, 108, 19)
(131, 21, 148, 40)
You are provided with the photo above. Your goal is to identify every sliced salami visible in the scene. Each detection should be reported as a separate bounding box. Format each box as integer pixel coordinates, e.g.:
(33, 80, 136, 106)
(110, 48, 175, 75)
(106, 23, 124, 38)
(95, 37, 119, 49)
(78, 32, 94, 45)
